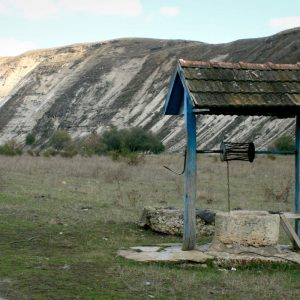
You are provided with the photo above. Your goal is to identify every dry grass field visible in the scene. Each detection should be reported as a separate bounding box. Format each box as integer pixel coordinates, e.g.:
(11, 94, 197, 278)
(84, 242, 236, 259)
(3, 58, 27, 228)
(0, 154, 299, 299)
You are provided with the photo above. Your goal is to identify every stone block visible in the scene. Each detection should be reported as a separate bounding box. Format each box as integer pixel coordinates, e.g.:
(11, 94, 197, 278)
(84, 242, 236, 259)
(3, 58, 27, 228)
(138, 207, 215, 236)
(212, 210, 280, 247)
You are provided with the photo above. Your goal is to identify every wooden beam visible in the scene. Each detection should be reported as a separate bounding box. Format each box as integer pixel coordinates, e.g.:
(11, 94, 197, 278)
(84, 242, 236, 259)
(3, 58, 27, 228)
(280, 215, 300, 249)
(282, 212, 300, 220)
(182, 90, 197, 251)
(295, 115, 300, 237)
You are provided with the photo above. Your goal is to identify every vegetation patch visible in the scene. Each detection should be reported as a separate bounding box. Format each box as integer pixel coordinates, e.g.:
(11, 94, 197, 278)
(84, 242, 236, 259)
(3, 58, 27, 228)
(269, 135, 295, 152)
(0, 141, 22, 156)
(0, 155, 299, 299)
(0, 128, 164, 162)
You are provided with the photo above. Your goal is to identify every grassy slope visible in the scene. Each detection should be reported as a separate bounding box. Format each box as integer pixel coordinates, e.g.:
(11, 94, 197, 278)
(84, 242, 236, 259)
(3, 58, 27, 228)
(0, 155, 299, 299)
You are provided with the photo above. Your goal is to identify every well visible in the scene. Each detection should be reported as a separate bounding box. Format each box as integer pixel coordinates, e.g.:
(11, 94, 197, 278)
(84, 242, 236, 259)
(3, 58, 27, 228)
(212, 210, 280, 247)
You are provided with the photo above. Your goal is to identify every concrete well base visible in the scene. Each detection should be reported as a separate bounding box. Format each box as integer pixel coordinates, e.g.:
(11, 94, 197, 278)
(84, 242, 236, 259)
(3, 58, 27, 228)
(211, 210, 280, 247)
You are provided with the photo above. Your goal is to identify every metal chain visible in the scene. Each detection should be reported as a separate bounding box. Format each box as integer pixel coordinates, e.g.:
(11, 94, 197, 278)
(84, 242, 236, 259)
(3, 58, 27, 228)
(226, 161, 231, 212)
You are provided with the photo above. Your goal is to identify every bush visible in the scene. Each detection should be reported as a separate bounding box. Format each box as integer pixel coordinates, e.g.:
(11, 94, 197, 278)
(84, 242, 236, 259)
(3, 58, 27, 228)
(101, 127, 124, 153)
(125, 152, 145, 165)
(3, 127, 164, 159)
(122, 127, 164, 154)
(42, 148, 59, 157)
(270, 135, 294, 152)
(0, 140, 22, 156)
(25, 133, 36, 145)
(27, 149, 35, 156)
(109, 150, 121, 161)
(49, 130, 71, 150)
(79, 133, 106, 157)
(100, 127, 164, 155)
(60, 144, 78, 158)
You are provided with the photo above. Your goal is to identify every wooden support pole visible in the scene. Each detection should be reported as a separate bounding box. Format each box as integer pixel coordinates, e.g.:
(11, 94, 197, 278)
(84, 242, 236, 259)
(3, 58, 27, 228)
(295, 115, 300, 237)
(182, 91, 197, 250)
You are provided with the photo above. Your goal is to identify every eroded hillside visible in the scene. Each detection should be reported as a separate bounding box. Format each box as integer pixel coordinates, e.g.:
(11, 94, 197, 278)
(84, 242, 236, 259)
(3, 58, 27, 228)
(0, 28, 300, 150)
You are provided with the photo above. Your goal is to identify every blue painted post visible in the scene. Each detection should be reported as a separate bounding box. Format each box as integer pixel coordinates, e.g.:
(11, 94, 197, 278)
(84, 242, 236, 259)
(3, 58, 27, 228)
(182, 90, 197, 250)
(295, 115, 300, 236)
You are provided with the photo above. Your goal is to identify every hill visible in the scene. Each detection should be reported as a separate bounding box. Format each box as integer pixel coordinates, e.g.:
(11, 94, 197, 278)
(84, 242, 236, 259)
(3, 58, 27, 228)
(0, 28, 300, 150)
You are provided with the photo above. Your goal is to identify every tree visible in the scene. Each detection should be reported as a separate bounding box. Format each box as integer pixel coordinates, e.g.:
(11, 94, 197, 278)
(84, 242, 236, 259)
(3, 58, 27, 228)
(25, 133, 36, 145)
(49, 130, 71, 150)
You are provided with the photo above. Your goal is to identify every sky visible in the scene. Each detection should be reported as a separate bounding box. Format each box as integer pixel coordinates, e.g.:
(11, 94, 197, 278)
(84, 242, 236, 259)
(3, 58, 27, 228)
(0, 0, 300, 56)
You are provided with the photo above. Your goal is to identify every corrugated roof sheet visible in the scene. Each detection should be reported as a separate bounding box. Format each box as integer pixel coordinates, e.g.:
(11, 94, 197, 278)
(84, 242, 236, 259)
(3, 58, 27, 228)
(178, 59, 300, 116)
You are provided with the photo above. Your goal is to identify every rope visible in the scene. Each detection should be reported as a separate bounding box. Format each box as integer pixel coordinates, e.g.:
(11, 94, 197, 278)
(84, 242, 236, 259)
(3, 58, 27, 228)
(227, 161, 231, 212)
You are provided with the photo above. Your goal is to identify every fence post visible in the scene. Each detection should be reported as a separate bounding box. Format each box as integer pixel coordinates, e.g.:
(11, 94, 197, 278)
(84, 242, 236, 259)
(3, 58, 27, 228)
(182, 91, 197, 250)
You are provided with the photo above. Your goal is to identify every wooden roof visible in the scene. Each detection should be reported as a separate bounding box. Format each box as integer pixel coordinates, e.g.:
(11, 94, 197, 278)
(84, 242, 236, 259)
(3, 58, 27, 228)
(164, 59, 300, 117)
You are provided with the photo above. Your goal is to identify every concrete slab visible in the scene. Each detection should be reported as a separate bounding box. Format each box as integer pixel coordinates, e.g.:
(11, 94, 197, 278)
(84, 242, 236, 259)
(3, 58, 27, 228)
(131, 246, 162, 252)
(118, 243, 300, 266)
(208, 250, 299, 267)
(118, 245, 213, 263)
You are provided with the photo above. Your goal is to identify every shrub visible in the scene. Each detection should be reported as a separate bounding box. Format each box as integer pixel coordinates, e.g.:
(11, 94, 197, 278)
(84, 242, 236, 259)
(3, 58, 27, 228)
(100, 127, 165, 155)
(18, 127, 164, 159)
(27, 149, 35, 156)
(25, 133, 36, 145)
(270, 135, 294, 152)
(101, 127, 124, 153)
(0, 144, 17, 156)
(0, 140, 22, 156)
(60, 144, 78, 158)
(79, 133, 106, 157)
(109, 150, 121, 161)
(125, 152, 145, 166)
(49, 130, 71, 150)
(122, 127, 164, 154)
(42, 148, 59, 157)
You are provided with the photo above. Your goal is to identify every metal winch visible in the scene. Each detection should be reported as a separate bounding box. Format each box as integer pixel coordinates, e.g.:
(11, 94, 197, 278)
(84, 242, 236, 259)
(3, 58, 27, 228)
(220, 141, 255, 163)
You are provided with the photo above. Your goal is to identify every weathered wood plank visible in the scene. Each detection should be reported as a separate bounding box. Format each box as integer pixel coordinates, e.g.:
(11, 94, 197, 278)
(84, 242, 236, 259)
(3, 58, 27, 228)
(182, 90, 197, 250)
(280, 215, 300, 249)
(282, 212, 300, 220)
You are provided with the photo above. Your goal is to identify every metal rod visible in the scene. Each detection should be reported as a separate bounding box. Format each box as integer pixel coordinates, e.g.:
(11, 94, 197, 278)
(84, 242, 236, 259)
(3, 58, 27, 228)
(192, 108, 210, 113)
(197, 149, 295, 155)
(256, 150, 295, 155)
(196, 149, 221, 154)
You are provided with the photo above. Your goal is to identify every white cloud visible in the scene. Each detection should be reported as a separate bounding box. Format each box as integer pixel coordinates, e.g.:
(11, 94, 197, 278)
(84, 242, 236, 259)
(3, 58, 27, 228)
(270, 16, 300, 31)
(0, 38, 36, 56)
(61, 0, 142, 17)
(0, 2, 7, 14)
(159, 6, 179, 17)
(0, 0, 60, 19)
(0, 0, 142, 19)
(14, 0, 60, 19)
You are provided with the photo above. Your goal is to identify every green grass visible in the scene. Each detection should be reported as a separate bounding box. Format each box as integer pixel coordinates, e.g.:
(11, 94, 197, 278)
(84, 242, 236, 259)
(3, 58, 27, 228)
(0, 154, 299, 299)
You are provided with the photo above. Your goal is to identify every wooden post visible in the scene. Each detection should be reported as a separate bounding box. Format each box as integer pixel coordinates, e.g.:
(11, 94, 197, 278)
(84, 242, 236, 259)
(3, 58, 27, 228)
(295, 115, 300, 236)
(182, 91, 197, 250)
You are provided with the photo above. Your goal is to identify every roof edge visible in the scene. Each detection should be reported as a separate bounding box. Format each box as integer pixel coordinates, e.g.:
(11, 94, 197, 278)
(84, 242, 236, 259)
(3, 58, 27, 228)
(179, 59, 300, 70)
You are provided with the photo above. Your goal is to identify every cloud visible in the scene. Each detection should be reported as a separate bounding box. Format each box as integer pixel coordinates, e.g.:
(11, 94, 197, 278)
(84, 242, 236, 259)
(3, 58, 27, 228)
(0, 2, 7, 14)
(270, 16, 300, 30)
(0, 38, 36, 56)
(61, 0, 142, 17)
(159, 6, 179, 17)
(0, 0, 143, 19)
(15, 0, 60, 19)
(0, 0, 60, 19)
